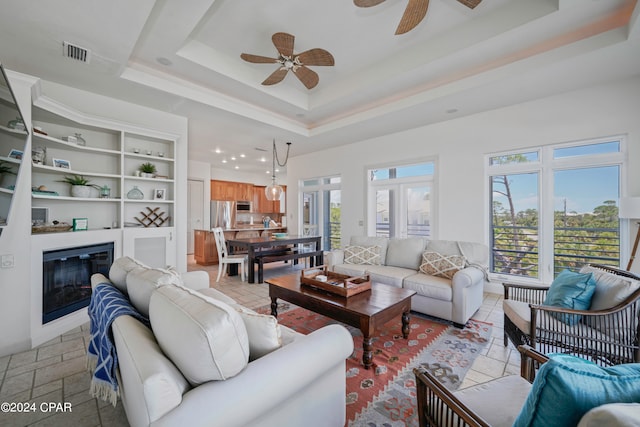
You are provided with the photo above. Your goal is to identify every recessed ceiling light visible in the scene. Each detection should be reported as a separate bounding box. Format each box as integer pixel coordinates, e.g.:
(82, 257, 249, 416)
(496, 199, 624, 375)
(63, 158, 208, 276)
(214, 148, 221, 154)
(266, 170, 270, 174)
(156, 57, 172, 66)
(222, 159, 227, 163)
(231, 156, 236, 161)
(260, 157, 266, 162)
(234, 166, 239, 169)
(240, 154, 246, 158)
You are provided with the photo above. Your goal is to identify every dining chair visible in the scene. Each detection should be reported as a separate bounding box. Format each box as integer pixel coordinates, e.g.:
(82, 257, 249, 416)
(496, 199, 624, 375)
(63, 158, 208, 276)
(211, 227, 247, 282)
(299, 224, 319, 267)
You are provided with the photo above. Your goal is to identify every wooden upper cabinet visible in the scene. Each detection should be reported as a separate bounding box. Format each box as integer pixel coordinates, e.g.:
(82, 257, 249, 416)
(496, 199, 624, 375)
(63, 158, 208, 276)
(253, 185, 286, 213)
(211, 180, 237, 200)
(236, 183, 253, 201)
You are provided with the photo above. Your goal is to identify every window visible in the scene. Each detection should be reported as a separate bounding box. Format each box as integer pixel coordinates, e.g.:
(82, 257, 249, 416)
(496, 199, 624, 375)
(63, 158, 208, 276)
(368, 161, 435, 238)
(488, 137, 625, 283)
(300, 176, 341, 250)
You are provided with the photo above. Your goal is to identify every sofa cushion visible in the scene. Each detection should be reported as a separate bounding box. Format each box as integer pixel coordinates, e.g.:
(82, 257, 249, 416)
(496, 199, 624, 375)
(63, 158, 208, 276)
(543, 269, 597, 325)
(513, 354, 640, 427)
(334, 263, 368, 277)
(149, 285, 249, 386)
(108, 256, 148, 294)
(366, 265, 416, 288)
(230, 304, 282, 361)
(350, 236, 389, 265)
(578, 403, 640, 427)
(404, 273, 453, 302)
(579, 265, 640, 311)
(344, 245, 382, 265)
(126, 266, 183, 317)
(419, 251, 466, 279)
(385, 237, 426, 270)
(198, 287, 238, 306)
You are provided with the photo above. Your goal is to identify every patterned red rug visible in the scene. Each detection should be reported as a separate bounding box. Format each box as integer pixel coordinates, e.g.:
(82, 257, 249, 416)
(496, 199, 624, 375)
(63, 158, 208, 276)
(274, 307, 492, 427)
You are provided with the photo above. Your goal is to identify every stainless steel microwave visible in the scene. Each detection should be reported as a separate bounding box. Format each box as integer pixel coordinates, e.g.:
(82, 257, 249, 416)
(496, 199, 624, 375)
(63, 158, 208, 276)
(236, 201, 252, 212)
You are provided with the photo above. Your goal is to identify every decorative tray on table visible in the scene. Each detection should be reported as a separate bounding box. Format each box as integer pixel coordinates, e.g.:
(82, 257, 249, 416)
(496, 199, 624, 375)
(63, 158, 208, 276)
(300, 265, 371, 298)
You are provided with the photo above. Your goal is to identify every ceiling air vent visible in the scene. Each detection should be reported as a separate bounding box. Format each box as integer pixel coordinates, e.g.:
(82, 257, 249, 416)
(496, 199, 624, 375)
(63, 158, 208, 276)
(63, 42, 91, 63)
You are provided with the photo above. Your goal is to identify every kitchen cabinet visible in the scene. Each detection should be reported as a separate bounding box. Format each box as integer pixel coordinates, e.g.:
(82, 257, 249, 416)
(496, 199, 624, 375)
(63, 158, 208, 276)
(211, 180, 253, 201)
(252, 185, 286, 214)
(194, 229, 218, 265)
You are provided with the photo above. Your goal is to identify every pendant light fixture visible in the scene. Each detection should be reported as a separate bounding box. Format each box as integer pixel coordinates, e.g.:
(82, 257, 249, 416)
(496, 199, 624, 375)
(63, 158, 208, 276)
(265, 140, 291, 201)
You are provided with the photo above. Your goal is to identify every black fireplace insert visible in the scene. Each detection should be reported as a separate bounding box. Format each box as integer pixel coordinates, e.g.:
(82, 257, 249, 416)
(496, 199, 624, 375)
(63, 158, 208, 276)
(42, 242, 114, 324)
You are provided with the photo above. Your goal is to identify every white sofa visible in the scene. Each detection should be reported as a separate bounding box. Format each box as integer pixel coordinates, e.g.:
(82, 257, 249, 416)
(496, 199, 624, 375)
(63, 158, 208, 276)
(90, 257, 354, 427)
(325, 236, 489, 327)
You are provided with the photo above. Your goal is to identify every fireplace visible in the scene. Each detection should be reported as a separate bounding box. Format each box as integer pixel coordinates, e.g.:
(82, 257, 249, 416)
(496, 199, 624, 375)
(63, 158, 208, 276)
(42, 242, 114, 324)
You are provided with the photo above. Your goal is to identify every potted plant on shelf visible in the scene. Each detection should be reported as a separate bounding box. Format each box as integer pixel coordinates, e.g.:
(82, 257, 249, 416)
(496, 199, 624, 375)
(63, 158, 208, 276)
(139, 162, 156, 178)
(57, 174, 98, 198)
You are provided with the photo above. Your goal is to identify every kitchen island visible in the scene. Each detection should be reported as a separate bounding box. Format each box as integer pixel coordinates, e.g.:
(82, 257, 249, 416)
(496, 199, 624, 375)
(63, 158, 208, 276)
(193, 227, 287, 265)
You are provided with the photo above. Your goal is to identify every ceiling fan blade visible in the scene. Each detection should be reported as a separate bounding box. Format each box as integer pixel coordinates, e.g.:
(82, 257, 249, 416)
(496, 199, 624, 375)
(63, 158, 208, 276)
(261, 68, 289, 86)
(241, 53, 278, 64)
(272, 32, 295, 58)
(457, 0, 482, 9)
(294, 66, 319, 90)
(296, 49, 335, 66)
(354, 0, 386, 7)
(395, 0, 429, 35)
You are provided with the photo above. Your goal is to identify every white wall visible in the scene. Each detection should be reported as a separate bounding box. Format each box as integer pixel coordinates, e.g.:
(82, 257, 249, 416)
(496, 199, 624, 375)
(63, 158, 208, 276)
(286, 76, 640, 278)
(0, 74, 189, 357)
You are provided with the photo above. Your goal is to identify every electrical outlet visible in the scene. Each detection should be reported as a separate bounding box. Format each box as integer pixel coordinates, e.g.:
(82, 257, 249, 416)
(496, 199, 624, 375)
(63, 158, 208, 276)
(358, 220, 364, 226)
(1, 254, 15, 268)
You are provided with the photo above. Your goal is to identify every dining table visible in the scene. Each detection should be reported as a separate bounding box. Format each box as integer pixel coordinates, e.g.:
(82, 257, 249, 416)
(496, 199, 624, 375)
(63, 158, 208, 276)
(226, 235, 323, 283)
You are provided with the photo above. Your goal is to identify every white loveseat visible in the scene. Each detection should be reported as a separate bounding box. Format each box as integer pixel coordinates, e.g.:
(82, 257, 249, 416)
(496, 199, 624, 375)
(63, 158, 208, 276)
(90, 257, 354, 427)
(325, 236, 489, 327)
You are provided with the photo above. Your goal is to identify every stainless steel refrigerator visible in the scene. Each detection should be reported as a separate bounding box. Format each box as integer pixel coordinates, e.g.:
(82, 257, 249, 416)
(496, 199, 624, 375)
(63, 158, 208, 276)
(211, 200, 236, 230)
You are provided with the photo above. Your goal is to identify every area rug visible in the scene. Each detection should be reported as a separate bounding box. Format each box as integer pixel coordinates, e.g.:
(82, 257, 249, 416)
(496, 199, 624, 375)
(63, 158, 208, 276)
(273, 307, 492, 427)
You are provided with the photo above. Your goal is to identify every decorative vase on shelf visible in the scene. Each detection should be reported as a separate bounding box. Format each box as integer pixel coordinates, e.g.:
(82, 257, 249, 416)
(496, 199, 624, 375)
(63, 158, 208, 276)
(71, 185, 92, 198)
(127, 186, 144, 200)
(74, 133, 86, 146)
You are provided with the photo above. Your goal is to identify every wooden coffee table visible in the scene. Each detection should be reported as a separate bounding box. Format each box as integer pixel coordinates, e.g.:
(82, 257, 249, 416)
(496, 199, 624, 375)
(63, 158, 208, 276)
(266, 273, 416, 369)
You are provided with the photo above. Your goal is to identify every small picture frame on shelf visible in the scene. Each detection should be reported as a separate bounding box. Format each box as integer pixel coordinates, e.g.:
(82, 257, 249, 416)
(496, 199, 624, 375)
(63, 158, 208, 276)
(153, 189, 166, 200)
(52, 158, 71, 169)
(8, 149, 23, 160)
(72, 218, 88, 231)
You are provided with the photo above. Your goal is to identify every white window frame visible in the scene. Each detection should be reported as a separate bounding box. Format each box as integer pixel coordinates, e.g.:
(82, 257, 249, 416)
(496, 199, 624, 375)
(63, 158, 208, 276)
(299, 176, 341, 251)
(486, 135, 628, 285)
(366, 159, 437, 239)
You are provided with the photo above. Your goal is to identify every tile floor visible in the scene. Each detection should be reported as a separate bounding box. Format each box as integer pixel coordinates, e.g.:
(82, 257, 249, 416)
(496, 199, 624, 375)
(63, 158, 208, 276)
(0, 257, 519, 427)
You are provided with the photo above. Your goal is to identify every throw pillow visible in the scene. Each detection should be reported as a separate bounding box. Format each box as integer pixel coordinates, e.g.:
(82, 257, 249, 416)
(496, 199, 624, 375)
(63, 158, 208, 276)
(108, 256, 148, 294)
(149, 285, 249, 386)
(344, 245, 382, 265)
(543, 269, 597, 326)
(419, 251, 465, 279)
(513, 354, 640, 427)
(230, 304, 282, 361)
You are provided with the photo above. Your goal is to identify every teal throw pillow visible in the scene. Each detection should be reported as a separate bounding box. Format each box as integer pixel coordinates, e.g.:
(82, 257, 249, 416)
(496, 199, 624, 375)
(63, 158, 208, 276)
(513, 354, 640, 427)
(543, 269, 596, 325)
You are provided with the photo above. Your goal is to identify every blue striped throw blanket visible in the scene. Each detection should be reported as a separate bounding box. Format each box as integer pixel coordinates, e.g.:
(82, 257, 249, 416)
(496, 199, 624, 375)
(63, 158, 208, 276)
(87, 283, 149, 406)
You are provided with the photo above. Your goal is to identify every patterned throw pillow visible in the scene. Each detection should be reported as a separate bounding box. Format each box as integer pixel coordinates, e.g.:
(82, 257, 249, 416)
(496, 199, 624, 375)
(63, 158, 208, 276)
(344, 245, 382, 265)
(420, 251, 466, 279)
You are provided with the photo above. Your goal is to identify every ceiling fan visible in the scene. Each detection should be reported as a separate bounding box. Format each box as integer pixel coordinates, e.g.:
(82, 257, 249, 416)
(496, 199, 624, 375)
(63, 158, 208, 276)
(354, 0, 482, 35)
(241, 32, 335, 90)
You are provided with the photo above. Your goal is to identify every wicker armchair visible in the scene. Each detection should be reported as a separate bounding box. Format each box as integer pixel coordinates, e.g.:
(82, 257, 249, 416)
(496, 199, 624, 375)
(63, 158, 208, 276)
(413, 345, 548, 427)
(503, 264, 640, 367)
